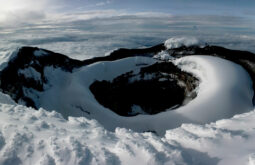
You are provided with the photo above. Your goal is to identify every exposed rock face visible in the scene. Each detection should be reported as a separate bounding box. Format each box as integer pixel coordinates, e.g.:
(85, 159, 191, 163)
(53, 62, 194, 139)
(0, 47, 83, 107)
(90, 62, 198, 116)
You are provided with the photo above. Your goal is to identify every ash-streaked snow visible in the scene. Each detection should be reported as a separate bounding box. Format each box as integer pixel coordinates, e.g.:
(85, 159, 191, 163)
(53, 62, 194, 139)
(18, 67, 42, 82)
(34, 50, 48, 57)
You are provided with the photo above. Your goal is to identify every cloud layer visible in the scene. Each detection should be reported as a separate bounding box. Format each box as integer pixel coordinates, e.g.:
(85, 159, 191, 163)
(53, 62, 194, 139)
(0, 4, 254, 60)
(1, 15, 255, 59)
(0, 0, 59, 25)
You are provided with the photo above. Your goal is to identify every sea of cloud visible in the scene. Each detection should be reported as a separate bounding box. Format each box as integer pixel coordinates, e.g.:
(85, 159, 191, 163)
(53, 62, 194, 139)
(0, 12, 255, 60)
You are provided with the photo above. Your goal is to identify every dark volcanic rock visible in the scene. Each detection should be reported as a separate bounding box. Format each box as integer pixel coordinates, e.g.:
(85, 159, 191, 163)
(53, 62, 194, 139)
(0, 47, 83, 107)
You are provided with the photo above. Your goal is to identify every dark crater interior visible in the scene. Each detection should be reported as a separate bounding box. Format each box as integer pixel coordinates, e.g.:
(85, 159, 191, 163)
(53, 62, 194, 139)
(90, 62, 198, 116)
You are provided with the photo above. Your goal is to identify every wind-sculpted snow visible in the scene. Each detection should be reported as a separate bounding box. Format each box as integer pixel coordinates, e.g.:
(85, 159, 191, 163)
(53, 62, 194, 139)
(0, 91, 255, 164)
(172, 56, 253, 123)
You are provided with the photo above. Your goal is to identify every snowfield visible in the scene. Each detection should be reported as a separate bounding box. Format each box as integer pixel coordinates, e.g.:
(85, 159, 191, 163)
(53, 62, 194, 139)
(0, 47, 254, 164)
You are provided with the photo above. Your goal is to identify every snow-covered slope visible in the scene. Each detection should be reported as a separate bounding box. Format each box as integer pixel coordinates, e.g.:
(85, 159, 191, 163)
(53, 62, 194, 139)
(0, 92, 255, 165)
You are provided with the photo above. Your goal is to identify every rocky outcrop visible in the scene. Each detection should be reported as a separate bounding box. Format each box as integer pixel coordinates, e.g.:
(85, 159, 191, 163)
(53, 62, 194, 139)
(0, 47, 83, 107)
